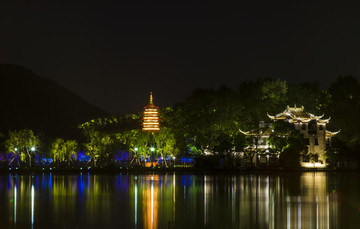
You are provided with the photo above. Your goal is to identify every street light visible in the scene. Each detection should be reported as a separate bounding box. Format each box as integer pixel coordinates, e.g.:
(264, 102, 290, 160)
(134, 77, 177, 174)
(134, 147, 139, 152)
(150, 147, 155, 152)
(31, 147, 35, 152)
(14, 147, 18, 152)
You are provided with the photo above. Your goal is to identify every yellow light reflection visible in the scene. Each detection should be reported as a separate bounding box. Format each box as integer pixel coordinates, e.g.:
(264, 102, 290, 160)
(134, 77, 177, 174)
(135, 178, 138, 228)
(143, 175, 158, 229)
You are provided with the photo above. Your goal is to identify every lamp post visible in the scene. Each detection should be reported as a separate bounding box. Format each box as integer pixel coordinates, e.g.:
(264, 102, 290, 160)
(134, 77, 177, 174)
(29, 146, 35, 167)
(150, 147, 156, 167)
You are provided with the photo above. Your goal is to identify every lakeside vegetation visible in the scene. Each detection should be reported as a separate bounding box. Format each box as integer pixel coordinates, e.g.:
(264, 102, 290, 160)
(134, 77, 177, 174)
(1, 76, 360, 170)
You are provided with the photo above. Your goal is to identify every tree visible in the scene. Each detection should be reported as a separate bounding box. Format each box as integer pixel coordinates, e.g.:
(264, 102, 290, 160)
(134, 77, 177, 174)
(269, 122, 307, 168)
(287, 82, 321, 113)
(324, 76, 360, 149)
(116, 129, 152, 166)
(84, 130, 113, 167)
(50, 138, 65, 163)
(50, 138, 78, 165)
(4, 129, 40, 167)
(153, 127, 178, 167)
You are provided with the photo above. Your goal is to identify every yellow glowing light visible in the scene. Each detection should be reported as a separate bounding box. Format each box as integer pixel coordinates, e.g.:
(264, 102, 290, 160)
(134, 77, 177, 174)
(301, 162, 326, 168)
(142, 92, 160, 131)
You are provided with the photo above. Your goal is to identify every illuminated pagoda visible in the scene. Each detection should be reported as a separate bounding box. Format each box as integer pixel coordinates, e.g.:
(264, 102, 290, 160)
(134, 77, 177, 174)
(268, 105, 340, 167)
(142, 92, 160, 131)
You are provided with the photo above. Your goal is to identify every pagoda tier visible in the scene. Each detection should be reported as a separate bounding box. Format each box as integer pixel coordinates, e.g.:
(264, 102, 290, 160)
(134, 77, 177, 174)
(267, 105, 329, 123)
(142, 92, 160, 131)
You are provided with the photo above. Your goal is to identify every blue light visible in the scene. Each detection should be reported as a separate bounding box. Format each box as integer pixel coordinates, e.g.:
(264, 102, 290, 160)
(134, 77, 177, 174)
(180, 157, 194, 163)
(49, 173, 53, 189)
(77, 151, 90, 162)
(113, 151, 129, 163)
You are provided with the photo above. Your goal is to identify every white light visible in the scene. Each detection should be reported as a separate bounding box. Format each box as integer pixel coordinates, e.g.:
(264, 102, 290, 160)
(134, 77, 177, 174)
(31, 185, 34, 227)
(31, 147, 35, 152)
(134, 147, 139, 152)
(150, 147, 155, 152)
(14, 186, 17, 223)
(302, 162, 326, 168)
(14, 147, 18, 152)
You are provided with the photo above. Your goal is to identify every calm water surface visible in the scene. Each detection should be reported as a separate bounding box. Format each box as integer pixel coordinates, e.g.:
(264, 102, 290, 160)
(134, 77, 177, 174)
(0, 172, 360, 229)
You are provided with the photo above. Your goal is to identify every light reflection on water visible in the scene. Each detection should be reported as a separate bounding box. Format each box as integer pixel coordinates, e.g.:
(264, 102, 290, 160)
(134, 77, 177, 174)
(0, 172, 359, 228)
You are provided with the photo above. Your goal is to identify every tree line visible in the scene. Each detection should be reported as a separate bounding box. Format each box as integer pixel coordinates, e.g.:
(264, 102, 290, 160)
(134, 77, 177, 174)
(0, 76, 360, 168)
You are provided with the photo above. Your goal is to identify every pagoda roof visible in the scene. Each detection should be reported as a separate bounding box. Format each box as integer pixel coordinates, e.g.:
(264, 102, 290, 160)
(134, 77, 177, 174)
(326, 130, 340, 138)
(239, 126, 274, 137)
(268, 105, 328, 123)
(144, 104, 160, 109)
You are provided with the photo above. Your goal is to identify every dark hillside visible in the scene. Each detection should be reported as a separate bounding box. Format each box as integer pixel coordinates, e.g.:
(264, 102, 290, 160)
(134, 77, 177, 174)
(0, 64, 107, 137)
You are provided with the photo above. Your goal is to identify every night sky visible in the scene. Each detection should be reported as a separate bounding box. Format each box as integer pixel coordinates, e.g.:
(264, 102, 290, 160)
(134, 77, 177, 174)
(1, 1, 360, 114)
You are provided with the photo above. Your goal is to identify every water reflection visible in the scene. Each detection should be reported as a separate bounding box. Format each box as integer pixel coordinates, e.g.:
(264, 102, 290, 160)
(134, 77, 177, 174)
(0, 172, 359, 228)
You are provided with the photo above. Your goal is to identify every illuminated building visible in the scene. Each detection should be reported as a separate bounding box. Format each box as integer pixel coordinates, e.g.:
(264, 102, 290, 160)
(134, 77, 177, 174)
(142, 92, 160, 131)
(239, 121, 277, 166)
(240, 105, 339, 167)
(268, 105, 340, 167)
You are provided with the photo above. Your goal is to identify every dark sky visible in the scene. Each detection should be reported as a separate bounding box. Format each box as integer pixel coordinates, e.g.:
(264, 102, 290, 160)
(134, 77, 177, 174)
(1, 1, 360, 114)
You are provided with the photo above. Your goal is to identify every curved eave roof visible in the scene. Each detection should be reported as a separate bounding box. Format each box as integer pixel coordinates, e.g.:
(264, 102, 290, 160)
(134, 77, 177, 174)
(239, 127, 273, 137)
(144, 104, 160, 109)
(326, 130, 341, 137)
(268, 112, 330, 123)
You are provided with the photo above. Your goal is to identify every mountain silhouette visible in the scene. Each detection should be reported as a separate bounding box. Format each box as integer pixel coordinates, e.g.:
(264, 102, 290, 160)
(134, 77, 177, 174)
(0, 64, 107, 137)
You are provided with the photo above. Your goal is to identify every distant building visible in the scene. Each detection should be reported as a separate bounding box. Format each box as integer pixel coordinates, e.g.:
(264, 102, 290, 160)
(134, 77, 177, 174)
(142, 92, 160, 131)
(240, 105, 340, 167)
(239, 121, 277, 166)
(268, 105, 339, 167)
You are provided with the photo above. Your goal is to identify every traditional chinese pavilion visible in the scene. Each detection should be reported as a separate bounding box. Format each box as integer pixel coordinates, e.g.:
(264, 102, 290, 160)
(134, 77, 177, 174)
(268, 105, 340, 167)
(142, 92, 160, 131)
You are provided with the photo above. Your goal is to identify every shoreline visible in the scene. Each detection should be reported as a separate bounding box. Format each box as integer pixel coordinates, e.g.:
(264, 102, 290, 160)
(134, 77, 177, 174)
(1, 166, 359, 174)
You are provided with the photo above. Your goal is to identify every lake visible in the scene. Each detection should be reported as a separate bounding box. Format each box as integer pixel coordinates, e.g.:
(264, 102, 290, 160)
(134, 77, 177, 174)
(0, 171, 359, 228)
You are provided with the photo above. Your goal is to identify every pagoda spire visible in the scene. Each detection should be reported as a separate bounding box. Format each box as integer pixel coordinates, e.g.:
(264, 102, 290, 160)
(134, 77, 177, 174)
(150, 91, 153, 104)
